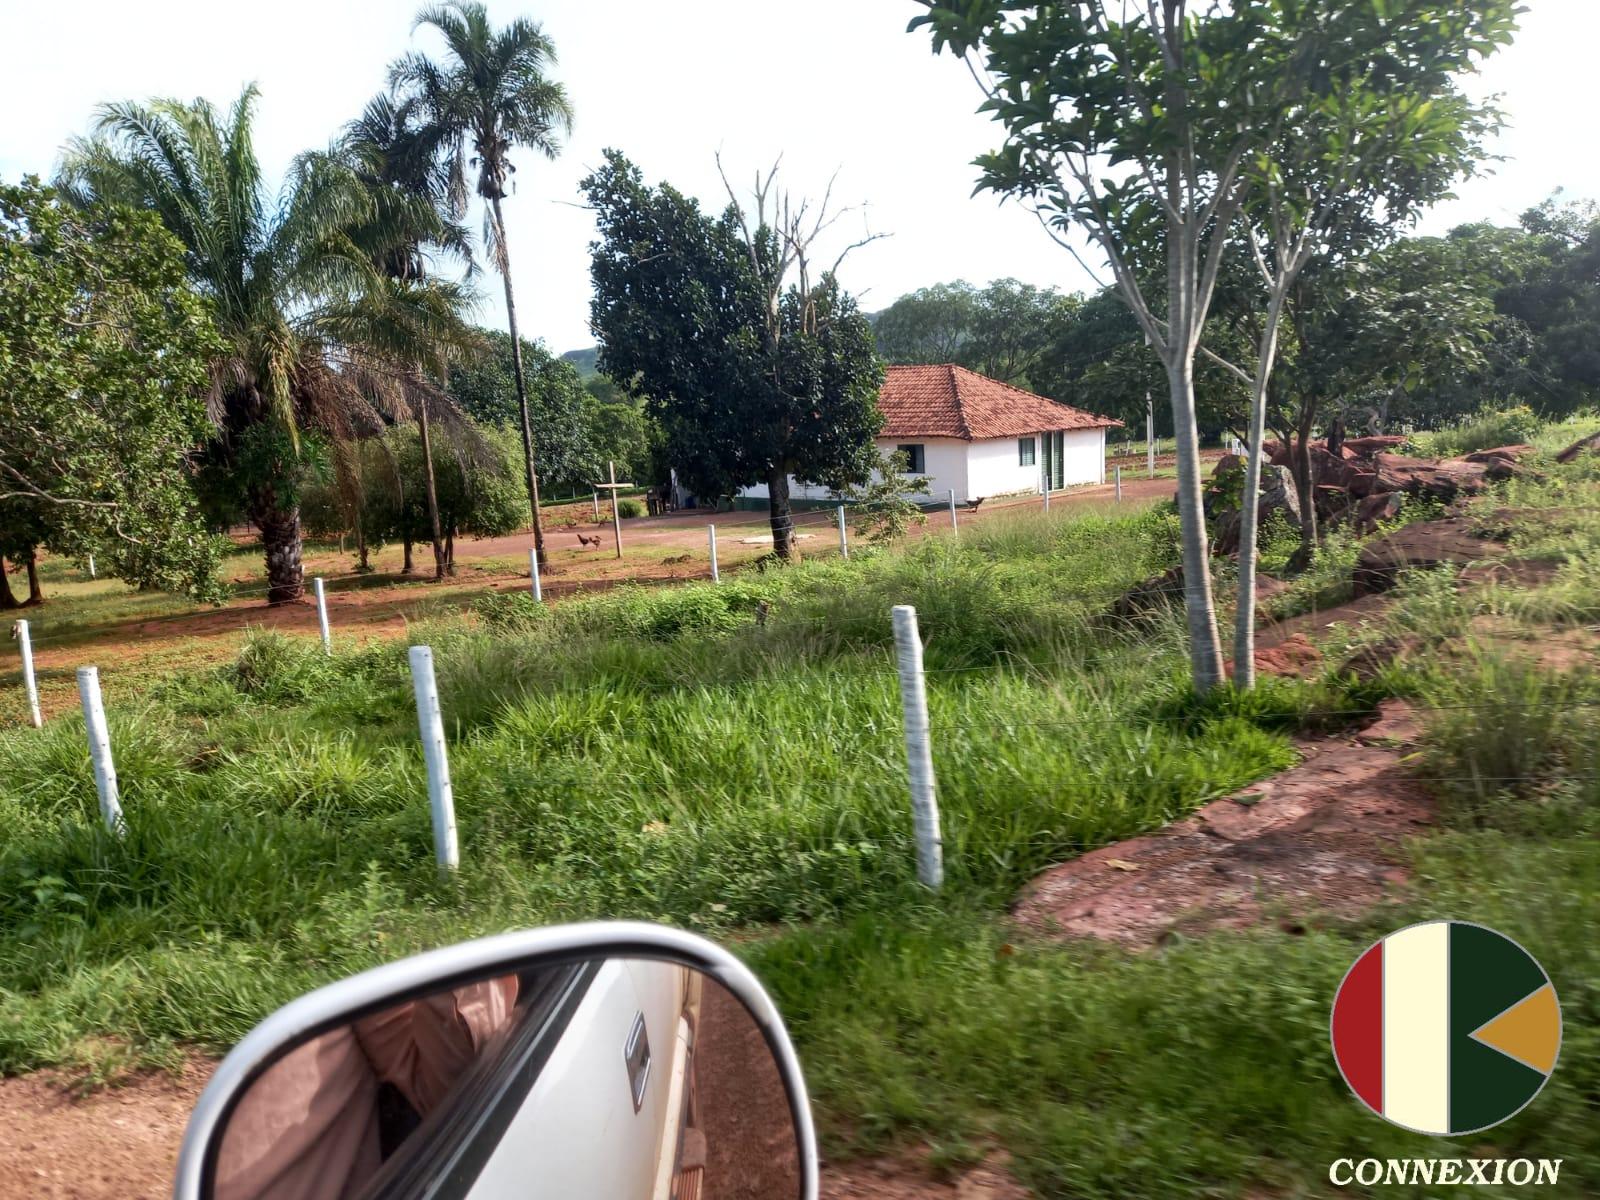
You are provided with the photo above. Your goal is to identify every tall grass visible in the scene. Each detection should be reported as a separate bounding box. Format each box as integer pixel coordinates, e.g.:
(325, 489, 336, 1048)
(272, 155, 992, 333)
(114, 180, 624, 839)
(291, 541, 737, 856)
(0, 504, 1328, 1075)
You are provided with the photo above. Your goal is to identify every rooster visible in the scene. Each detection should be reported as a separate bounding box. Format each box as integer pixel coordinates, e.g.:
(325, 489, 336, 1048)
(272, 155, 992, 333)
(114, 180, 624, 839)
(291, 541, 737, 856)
(964, 496, 985, 513)
(576, 532, 602, 548)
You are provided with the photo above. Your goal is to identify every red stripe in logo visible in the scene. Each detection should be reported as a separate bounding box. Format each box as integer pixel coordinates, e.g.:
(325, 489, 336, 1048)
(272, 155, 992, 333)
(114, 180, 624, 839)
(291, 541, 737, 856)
(1333, 940, 1384, 1113)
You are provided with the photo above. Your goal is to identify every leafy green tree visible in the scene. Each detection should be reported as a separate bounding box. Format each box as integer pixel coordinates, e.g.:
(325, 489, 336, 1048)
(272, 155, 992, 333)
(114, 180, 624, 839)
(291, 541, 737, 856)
(59, 87, 472, 602)
(583, 151, 884, 560)
(872, 281, 977, 365)
(964, 279, 1077, 386)
(913, 0, 1517, 693)
(0, 178, 225, 605)
(582, 393, 656, 494)
(392, 0, 574, 565)
(392, 421, 527, 565)
(871, 278, 1075, 391)
(844, 450, 931, 545)
(447, 329, 594, 494)
(1220, 2, 1515, 687)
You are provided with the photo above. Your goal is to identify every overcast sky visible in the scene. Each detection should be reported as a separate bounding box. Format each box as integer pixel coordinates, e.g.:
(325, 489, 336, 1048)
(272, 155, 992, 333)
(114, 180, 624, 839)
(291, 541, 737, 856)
(2, 0, 1592, 354)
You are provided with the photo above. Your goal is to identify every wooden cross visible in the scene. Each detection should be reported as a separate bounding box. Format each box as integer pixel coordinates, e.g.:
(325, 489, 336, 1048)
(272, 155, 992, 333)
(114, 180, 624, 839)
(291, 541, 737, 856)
(592, 460, 634, 559)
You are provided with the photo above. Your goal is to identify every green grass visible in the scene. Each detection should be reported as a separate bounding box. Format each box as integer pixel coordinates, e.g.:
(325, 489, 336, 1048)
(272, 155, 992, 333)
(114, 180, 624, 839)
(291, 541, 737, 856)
(1, 455, 1596, 1196)
(0, 505, 1311, 1068)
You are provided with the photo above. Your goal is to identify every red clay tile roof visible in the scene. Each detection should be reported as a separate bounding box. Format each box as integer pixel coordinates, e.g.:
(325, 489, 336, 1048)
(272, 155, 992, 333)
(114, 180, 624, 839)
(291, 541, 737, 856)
(877, 364, 1122, 441)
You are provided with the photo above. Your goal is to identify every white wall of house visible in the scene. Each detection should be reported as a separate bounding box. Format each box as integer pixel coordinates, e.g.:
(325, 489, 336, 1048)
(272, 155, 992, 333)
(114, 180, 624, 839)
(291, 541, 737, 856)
(737, 436, 970, 504)
(736, 429, 1105, 505)
(883, 437, 968, 503)
(968, 435, 1039, 499)
(1064, 427, 1107, 487)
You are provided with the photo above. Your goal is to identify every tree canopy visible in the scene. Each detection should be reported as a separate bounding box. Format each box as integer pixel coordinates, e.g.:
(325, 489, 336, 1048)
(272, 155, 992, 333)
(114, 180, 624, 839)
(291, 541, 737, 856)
(583, 150, 884, 558)
(447, 329, 596, 495)
(0, 178, 225, 603)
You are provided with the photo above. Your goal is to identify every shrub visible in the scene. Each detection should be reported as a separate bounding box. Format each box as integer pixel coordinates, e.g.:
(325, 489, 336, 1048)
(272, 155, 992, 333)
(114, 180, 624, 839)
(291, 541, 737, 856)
(475, 589, 550, 633)
(1421, 405, 1541, 457)
(617, 497, 646, 519)
(229, 629, 337, 701)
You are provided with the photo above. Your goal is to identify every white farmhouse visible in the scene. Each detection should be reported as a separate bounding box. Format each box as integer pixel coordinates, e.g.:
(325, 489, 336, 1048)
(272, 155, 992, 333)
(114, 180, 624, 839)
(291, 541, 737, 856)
(739, 363, 1122, 507)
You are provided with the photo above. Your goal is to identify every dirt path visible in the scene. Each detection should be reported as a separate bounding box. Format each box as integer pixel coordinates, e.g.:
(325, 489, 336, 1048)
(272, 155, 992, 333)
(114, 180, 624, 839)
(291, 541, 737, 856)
(0, 1063, 208, 1200)
(9, 473, 1180, 725)
(1015, 701, 1430, 944)
(0, 1053, 1013, 1199)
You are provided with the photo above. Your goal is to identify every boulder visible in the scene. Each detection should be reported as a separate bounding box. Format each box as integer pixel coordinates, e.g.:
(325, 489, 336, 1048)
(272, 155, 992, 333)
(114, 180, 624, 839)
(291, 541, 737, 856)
(1555, 430, 1600, 464)
(1351, 491, 1404, 534)
(1352, 518, 1507, 596)
(1212, 464, 1302, 555)
(1461, 445, 1532, 482)
(1463, 444, 1532, 463)
(1340, 435, 1411, 458)
(1370, 453, 1491, 500)
(1109, 565, 1185, 620)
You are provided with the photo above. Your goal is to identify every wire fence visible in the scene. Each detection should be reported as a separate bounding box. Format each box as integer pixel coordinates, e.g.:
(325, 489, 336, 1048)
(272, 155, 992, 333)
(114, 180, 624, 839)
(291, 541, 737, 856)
(7, 576, 1598, 888)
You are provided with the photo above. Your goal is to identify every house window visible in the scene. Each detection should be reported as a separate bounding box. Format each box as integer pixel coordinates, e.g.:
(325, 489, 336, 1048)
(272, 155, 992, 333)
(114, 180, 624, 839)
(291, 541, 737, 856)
(1018, 437, 1036, 467)
(896, 444, 926, 474)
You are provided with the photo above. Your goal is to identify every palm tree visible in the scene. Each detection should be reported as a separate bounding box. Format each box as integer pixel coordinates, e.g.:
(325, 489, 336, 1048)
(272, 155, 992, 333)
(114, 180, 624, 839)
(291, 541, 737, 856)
(341, 94, 475, 581)
(391, 0, 574, 566)
(58, 87, 475, 602)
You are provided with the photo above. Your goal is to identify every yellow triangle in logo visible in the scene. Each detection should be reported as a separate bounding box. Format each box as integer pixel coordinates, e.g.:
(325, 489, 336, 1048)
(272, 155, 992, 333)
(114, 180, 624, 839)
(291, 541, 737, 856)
(1469, 984, 1560, 1074)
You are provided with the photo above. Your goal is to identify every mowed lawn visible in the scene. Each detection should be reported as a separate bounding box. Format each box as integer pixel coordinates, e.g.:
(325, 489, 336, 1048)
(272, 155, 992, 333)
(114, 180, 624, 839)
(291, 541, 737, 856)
(1, 440, 1597, 1196)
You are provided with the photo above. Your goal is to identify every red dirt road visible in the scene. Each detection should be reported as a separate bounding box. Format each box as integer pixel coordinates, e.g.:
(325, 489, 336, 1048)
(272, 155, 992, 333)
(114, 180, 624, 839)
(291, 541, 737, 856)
(9, 474, 1180, 724)
(0, 1054, 1009, 1199)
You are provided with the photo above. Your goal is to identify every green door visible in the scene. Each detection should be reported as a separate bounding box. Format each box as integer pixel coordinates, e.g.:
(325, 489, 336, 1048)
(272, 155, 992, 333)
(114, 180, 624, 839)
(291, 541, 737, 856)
(1044, 430, 1065, 490)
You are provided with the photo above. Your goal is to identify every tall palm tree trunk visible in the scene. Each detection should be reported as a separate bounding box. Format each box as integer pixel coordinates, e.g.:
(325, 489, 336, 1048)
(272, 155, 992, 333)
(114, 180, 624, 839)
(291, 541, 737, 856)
(416, 388, 449, 579)
(489, 195, 549, 566)
(251, 479, 305, 603)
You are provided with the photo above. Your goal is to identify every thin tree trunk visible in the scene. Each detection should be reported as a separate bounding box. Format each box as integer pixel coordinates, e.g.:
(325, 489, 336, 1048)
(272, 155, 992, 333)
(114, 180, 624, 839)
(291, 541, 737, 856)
(251, 482, 305, 604)
(1232, 287, 1290, 690)
(1291, 402, 1319, 567)
(416, 388, 447, 581)
(0, 559, 17, 609)
(356, 521, 369, 573)
(768, 469, 799, 561)
(1168, 358, 1226, 692)
(489, 194, 549, 566)
(23, 551, 42, 606)
(402, 537, 414, 575)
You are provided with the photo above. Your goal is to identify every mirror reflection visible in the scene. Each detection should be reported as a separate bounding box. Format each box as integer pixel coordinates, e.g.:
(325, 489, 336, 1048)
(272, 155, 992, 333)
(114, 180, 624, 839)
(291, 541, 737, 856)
(212, 958, 800, 1200)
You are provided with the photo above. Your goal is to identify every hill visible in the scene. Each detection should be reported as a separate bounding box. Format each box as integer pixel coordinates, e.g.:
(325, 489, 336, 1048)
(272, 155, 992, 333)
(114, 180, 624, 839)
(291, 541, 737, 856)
(560, 346, 599, 378)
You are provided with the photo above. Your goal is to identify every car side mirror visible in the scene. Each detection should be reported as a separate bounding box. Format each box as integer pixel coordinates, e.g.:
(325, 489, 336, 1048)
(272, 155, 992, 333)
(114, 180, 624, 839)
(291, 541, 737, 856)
(174, 922, 817, 1200)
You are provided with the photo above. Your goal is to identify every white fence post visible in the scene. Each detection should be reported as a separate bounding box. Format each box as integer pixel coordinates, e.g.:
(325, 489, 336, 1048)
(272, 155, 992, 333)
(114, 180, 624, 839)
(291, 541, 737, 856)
(313, 577, 332, 655)
(592, 489, 599, 518)
(837, 505, 849, 560)
(87, 554, 96, 580)
(16, 619, 41, 728)
(890, 605, 944, 891)
(1146, 393, 1155, 478)
(1041, 460, 1051, 513)
(948, 488, 959, 535)
(708, 524, 720, 583)
(76, 667, 123, 834)
(528, 548, 542, 602)
(1115, 465, 1123, 502)
(407, 646, 459, 873)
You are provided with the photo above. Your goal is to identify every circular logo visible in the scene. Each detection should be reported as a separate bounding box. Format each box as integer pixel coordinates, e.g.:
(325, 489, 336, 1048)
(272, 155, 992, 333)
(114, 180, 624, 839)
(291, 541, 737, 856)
(1331, 920, 1561, 1136)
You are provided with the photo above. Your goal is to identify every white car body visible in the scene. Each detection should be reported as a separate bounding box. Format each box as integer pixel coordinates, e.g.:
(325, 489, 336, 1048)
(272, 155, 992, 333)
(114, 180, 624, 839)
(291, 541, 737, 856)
(462, 960, 697, 1200)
